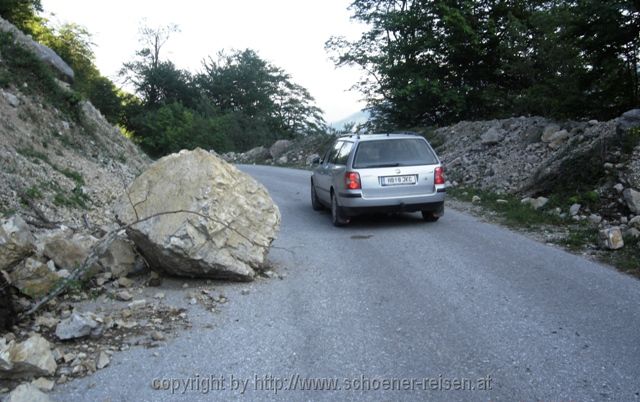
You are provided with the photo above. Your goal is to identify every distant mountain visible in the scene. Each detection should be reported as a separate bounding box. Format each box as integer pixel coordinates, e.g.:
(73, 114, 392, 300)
(329, 110, 370, 132)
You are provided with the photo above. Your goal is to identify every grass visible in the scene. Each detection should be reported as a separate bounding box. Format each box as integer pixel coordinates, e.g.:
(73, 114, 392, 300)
(447, 186, 566, 228)
(448, 185, 639, 277)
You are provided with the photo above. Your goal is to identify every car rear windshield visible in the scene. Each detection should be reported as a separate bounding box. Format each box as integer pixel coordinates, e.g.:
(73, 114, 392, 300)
(352, 138, 438, 168)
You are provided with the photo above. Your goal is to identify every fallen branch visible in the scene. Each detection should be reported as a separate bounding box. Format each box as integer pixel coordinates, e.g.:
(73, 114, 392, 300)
(22, 208, 269, 317)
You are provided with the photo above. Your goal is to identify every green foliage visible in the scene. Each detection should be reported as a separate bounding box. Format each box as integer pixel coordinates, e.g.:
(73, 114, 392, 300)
(119, 25, 327, 156)
(0, 31, 81, 119)
(0, 0, 42, 33)
(327, 0, 640, 129)
(448, 186, 566, 228)
(29, 22, 124, 124)
(23, 185, 43, 200)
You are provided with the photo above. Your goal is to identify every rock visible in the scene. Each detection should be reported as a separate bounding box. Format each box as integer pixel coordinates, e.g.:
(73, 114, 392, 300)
(625, 227, 640, 238)
(599, 227, 624, 250)
(523, 196, 549, 210)
(115, 290, 133, 301)
(127, 299, 146, 309)
(31, 377, 55, 392)
(117, 277, 133, 288)
(623, 188, 640, 213)
(0, 334, 57, 379)
(42, 232, 97, 272)
(306, 153, 320, 166)
(569, 203, 581, 216)
(0, 16, 74, 82)
(496, 199, 508, 204)
(0, 215, 35, 271)
(588, 214, 602, 224)
(2, 91, 19, 107)
(629, 216, 640, 229)
(546, 129, 570, 148)
(55, 313, 102, 340)
(614, 183, 624, 193)
(472, 195, 481, 203)
(114, 149, 280, 281)
(618, 109, 640, 130)
(96, 351, 110, 369)
(5, 384, 51, 402)
(150, 331, 165, 341)
(269, 140, 293, 159)
(276, 155, 288, 164)
(541, 124, 561, 142)
(242, 146, 270, 161)
(9, 258, 61, 299)
(480, 127, 506, 145)
(98, 237, 140, 278)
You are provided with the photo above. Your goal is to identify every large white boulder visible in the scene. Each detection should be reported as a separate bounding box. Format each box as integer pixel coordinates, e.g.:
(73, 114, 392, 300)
(0, 334, 57, 379)
(113, 149, 280, 281)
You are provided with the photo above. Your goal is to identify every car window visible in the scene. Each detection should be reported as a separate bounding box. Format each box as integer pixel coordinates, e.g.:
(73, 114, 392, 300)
(353, 138, 438, 168)
(333, 142, 354, 166)
(325, 141, 344, 165)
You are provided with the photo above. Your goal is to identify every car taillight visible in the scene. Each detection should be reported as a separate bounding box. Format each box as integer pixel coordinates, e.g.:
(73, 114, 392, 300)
(434, 167, 445, 185)
(345, 172, 361, 190)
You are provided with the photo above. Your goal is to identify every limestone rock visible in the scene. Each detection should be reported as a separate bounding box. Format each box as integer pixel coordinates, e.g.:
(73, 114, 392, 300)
(96, 351, 110, 369)
(43, 232, 97, 271)
(269, 140, 293, 159)
(114, 149, 281, 281)
(242, 146, 269, 162)
(569, 203, 581, 216)
(623, 188, 640, 213)
(541, 124, 561, 142)
(31, 377, 55, 392)
(0, 334, 57, 379)
(523, 196, 549, 210)
(55, 313, 102, 340)
(618, 109, 640, 130)
(0, 215, 35, 271)
(98, 237, 139, 278)
(5, 384, 51, 402)
(9, 257, 61, 299)
(480, 127, 506, 145)
(599, 227, 624, 250)
(2, 90, 20, 107)
(0, 16, 74, 82)
(629, 215, 640, 229)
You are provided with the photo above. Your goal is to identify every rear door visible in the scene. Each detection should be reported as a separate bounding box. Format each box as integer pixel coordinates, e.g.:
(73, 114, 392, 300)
(314, 140, 344, 203)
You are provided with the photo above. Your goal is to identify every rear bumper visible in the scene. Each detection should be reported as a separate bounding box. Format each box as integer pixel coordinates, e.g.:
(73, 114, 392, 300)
(338, 191, 445, 216)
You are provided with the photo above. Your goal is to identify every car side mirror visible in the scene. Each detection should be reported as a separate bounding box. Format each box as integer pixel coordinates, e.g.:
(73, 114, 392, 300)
(311, 157, 321, 165)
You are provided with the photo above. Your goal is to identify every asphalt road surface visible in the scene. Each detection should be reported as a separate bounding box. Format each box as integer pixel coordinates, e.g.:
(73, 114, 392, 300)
(53, 165, 640, 401)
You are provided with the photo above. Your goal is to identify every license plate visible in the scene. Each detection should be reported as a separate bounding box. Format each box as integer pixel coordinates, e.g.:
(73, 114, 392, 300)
(380, 175, 417, 186)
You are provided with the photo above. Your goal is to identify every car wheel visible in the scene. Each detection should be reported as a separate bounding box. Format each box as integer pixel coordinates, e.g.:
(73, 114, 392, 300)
(421, 210, 440, 222)
(311, 181, 323, 211)
(331, 192, 349, 226)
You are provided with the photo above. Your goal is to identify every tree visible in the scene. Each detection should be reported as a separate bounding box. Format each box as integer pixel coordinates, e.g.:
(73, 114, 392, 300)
(327, 0, 640, 129)
(198, 49, 325, 138)
(0, 0, 42, 33)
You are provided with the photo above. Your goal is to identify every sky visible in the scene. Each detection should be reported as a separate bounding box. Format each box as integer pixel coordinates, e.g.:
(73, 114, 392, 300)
(40, 0, 368, 123)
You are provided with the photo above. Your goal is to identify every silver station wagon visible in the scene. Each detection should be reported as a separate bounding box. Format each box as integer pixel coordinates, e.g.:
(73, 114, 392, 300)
(310, 133, 445, 226)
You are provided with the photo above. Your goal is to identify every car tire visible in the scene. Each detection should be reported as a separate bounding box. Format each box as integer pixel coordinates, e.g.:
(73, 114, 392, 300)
(311, 181, 323, 211)
(421, 210, 440, 222)
(331, 192, 349, 227)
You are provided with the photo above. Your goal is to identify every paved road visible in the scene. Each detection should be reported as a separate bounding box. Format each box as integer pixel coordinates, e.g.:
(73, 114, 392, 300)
(53, 165, 640, 401)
